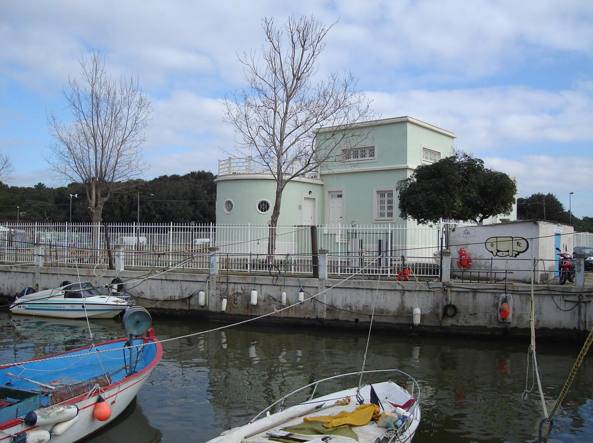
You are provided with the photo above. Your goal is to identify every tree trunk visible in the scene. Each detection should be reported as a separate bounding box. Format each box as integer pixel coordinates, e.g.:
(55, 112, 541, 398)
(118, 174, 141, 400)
(267, 184, 284, 260)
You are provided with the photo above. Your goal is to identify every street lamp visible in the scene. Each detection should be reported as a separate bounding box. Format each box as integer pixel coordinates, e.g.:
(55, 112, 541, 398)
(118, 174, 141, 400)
(69, 194, 78, 223)
(569, 191, 574, 225)
(16, 206, 19, 223)
(137, 192, 155, 224)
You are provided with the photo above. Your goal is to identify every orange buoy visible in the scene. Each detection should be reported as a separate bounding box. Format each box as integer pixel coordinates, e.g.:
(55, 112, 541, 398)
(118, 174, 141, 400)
(93, 395, 112, 421)
(499, 302, 511, 321)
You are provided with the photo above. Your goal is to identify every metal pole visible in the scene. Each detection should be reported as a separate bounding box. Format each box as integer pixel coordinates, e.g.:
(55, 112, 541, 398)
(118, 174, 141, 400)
(16, 206, 19, 223)
(137, 191, 140, 224)
(569, 191, 574, 225)
(69, 196, 72, 223)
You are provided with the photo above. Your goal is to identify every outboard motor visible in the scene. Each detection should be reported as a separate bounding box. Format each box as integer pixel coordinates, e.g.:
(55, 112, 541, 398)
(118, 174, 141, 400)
(121, 306, 153, 375)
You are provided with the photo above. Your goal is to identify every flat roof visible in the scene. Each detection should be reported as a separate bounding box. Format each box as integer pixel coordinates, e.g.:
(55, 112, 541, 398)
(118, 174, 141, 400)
(316, 116, 456, 138)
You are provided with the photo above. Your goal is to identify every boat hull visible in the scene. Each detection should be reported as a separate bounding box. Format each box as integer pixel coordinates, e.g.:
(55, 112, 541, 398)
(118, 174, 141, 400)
(9, 302, 127, 319)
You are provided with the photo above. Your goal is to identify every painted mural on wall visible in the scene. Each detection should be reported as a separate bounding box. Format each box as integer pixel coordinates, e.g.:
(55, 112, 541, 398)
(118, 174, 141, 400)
(485, 236, 529, 258)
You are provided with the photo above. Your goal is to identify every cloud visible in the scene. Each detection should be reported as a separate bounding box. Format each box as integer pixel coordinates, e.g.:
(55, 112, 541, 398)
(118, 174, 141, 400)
(365, 85, 593, 152)
(485, 155, 593, 216)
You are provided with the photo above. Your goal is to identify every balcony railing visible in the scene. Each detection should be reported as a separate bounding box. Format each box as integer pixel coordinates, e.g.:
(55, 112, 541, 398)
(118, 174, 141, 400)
(218, 156, 319, 179)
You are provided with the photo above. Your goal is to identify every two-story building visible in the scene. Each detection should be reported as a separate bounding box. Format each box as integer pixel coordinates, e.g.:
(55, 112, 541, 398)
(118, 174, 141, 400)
(216, 116, 456, 228)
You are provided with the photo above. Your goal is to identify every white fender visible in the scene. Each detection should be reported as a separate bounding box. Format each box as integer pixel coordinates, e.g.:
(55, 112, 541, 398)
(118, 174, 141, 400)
(25, 404, 78, 427)
(25, 430, 51, 443)
(51, 414, 80, 436)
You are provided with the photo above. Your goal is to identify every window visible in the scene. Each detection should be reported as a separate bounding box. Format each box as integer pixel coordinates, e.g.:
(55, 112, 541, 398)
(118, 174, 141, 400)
(376, 190, 394, 219)
(422, 147, 441, 163)
(257, 199, 271, 214)
(342, 146, 375, 162)
(224, 199, 234, 213)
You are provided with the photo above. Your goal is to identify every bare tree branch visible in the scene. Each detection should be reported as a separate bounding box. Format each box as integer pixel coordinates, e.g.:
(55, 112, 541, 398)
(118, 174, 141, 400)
(49, 53, 151, 222)
(0, 153, 12, 180)
(226, 16, 371, 255)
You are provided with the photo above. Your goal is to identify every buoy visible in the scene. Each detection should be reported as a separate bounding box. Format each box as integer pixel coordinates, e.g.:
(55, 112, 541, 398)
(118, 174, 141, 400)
(51, 415, 79, 436)
(221, 298, 227, 312)
(24, 405, 78, 427)
(93, 395, 112, 421)
(281, 291, 287, 305)
(198, 290, 206, 307)
(497, 294, 513, 323)
(499, 302, 511, 321)
(298, 288, 305, 303)
(412, 307, 421, 326)
(23, 430, 51, 443)
(250, 289, 258, 306)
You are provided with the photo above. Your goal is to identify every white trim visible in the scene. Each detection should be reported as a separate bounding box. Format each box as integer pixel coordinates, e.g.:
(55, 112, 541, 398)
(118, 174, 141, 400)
(373, 188, 395, 221)
(256, 199, 271, 214)
(317, 116, 456, 138)
(321, 164, 413, 176)
(215, 174, 323, 185)
(223, 199, 234, 214)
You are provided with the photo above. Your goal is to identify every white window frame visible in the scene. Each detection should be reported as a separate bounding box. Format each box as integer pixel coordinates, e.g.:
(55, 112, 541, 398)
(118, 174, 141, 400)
(223, 199, 234, 214)
(256, 199, 271, 214)
(374, 188, 395, 221)
(342, 146, 376, 162)
(422, 147, 441, 164)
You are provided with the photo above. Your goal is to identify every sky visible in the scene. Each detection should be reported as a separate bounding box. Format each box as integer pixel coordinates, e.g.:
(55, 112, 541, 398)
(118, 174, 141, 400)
(1, 0, 592, 216)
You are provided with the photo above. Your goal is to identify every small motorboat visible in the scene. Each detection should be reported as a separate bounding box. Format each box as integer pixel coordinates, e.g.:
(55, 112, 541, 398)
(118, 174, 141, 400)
(0, 307, 162, 443)
(208, 369, 421, 443)
(9, 282, 132, 319)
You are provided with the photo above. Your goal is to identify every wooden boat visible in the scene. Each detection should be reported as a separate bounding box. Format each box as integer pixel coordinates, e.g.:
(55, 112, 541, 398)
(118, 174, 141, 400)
(0, 308, 162, 442)
(9, 282, 132, 319)
(208, 369, 420, 443)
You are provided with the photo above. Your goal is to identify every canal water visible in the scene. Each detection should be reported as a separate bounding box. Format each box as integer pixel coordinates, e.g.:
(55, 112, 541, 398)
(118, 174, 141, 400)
(1, 312, 592, 442)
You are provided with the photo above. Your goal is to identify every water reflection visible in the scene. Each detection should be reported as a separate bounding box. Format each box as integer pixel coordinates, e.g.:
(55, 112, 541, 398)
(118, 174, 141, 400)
(0, 313, 592, 442)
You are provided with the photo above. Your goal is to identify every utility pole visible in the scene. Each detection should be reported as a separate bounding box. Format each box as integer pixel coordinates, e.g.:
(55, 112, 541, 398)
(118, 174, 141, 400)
(137, 191, 140, 224)
(16, 206, 19, 223)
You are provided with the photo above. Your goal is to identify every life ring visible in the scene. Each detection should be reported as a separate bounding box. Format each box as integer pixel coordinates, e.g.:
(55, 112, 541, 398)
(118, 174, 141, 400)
(443, 303, 458, 318)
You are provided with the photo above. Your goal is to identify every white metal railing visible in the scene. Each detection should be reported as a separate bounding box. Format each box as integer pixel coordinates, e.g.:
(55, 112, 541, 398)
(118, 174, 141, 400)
(218, 156, 320, 179)
(0, 222, 441, 279)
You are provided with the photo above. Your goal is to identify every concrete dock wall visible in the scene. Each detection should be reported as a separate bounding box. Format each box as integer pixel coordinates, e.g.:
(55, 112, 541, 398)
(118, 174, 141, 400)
(0, 265, 591, 338)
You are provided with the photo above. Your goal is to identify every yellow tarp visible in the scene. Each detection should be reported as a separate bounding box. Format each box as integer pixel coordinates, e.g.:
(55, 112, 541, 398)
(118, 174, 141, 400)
(304, 403, 380, 428)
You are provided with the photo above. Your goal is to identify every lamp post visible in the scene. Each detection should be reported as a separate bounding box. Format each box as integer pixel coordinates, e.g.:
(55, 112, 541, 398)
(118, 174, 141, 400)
(16, 206, 19, 223)
(569, 191, 574, 225)
(69, 194, 78, 223)
(137, 192, 155, 224)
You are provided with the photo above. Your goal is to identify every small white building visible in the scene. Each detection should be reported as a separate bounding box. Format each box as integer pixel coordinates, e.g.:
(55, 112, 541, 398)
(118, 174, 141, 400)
(449, 221, 574, 283)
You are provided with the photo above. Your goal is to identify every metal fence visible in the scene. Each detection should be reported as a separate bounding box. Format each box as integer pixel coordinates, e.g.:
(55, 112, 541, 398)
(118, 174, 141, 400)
(0, 222, 442, 279)
(575, 232, 593, 249)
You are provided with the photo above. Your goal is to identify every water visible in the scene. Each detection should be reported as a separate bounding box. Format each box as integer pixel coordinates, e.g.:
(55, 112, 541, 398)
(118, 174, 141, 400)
(1, 313, 592, 442)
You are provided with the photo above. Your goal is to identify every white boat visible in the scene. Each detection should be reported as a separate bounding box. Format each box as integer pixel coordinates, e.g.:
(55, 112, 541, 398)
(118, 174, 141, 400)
(9, 282, 132, 319)
(0, 307, 162, 443)
(208, 369, 421, 443)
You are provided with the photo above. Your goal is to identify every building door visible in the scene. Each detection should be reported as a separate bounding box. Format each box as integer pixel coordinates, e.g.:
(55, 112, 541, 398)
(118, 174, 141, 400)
(328, 191, 344, 225)
(303, 197, 316, 225)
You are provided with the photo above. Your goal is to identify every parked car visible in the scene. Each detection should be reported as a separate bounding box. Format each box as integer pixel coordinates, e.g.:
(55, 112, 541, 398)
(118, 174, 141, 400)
(573, 246, 593, 271)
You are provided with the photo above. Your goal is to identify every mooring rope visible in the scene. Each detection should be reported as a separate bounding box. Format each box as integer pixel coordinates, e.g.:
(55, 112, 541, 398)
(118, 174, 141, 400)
(357, 276, 380, 393)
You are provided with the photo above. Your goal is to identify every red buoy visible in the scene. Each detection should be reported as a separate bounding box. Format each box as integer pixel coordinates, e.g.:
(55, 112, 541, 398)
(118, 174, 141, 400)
(499, 302, 511, 320)
(93, 395, 112, 421)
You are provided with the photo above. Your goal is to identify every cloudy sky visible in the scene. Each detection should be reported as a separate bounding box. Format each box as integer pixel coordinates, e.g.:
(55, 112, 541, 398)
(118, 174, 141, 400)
(1, 0, 592, 216)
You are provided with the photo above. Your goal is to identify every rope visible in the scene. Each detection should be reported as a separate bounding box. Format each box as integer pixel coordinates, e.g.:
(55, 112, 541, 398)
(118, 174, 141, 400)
(357, 277, 379, 393)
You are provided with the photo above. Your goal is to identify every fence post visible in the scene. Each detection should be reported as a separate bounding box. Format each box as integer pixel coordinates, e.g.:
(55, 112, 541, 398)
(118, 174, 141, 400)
(311, 225, 319, 278)
(441, 249, 451, 282)
(209, 247, 219, 276)
(34, 245, 45, 268)
(115, 245, 125, 272)
(319, 249, 328, 281)
(169, 222, 173, 267)
(575, 256, 585, 288)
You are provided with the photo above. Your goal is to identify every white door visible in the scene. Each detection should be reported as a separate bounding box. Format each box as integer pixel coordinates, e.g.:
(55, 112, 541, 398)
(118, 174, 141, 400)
(303, 197, 316, 225)
(328, 191, 344, 225)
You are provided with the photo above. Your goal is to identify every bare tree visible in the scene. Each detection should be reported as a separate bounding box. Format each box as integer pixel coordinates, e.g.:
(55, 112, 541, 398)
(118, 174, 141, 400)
(0, 153, 11, 180)
(50, 53, 150, 222)
(226, 16, 370, 255)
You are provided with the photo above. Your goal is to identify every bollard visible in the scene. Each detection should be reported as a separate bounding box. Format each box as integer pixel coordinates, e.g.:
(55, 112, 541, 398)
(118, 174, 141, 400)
(114, 246, 124, 272)
(208, 247, 219, 276)
(318, 249, 328, 281)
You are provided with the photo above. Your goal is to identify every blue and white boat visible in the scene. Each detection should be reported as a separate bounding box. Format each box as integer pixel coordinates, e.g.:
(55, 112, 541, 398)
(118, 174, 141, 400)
(9, 282, 132, 319)
(0, 308, 162, 443)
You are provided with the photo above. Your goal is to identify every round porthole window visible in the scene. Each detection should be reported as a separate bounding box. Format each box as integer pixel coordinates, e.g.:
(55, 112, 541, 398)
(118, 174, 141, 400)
(257, 199, 270, 214)
(224, 199, 234, 213)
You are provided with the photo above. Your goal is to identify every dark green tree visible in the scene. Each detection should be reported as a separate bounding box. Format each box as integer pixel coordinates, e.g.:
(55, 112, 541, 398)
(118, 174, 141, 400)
(517, 193, 567, 223)
(398, 153, 516, 224)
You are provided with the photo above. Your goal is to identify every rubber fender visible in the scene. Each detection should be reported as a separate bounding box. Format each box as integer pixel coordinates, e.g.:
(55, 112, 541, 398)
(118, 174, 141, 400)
(443, 303, 458, 318)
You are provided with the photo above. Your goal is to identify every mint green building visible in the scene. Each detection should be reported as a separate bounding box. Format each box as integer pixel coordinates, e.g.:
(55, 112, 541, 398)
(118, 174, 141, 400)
(216, 116, 456, 228)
